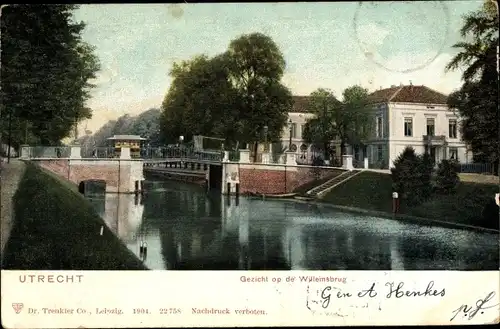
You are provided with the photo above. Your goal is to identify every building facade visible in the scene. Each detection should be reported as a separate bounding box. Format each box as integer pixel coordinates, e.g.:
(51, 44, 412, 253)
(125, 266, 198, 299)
(276, 85, 469, 168)
(363, 84, 470, 169)
(275, 96, 322, 164)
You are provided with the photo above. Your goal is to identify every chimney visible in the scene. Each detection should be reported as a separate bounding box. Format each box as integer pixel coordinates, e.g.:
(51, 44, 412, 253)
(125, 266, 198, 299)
(409, 80, 413, 86)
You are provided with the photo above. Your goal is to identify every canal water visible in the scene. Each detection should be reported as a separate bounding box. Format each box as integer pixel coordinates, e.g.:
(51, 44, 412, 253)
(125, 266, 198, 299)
(86, 179, 499, 270)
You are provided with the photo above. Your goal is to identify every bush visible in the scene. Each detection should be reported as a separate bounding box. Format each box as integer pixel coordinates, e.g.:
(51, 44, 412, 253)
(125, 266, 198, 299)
(435, 159, 460, 194)
(391, 146, 433, 206)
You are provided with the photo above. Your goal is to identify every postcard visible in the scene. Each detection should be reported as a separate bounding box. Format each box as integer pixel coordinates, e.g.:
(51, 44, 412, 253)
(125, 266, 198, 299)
(1, 1, 499, 328)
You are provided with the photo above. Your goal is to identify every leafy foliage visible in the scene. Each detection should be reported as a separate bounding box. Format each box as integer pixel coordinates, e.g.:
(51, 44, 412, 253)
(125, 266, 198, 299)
(446, 1, 499, 174)
(0, 5, 100, 147)
(78, 108, 162, 148)
(391, 147, 433, 206)
(302, 88, 341, 159)
(302, 85, 371, 162)
(160, 33, 292, 153)
(435, 159, 460, 194)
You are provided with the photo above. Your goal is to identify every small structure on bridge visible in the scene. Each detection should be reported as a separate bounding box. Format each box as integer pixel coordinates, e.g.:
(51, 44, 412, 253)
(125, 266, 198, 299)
(107, 135, 146, 159)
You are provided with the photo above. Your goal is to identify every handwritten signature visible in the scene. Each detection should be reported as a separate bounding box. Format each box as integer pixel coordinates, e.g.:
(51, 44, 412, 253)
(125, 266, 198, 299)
(450, 291, 499, 321)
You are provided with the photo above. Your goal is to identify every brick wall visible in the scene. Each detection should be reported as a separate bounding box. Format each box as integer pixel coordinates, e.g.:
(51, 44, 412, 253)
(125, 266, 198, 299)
(38, 160, 70, 180)
(237, 164, 343, 195)
(35, 160, 133, 193)
(69, 164, 119, 191)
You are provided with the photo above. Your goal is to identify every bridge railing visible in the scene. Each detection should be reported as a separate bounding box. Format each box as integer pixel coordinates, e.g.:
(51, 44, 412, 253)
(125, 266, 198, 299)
(142, 147, 222, 162)
(82, 147, 115, 158)
(25, 146, 71, 158)
(22, 145, 223, 162)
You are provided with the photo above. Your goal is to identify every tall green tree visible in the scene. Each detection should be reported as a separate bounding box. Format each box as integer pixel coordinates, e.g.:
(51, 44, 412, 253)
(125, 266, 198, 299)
(302, 88, 341, 160)
(303, 85, 371, 163)
(445, 1, 498, 174)
(160, 33, 292, 158)
(225, 33, 292, 155)
(338, 85, 371, 157)
(161, 54, 239, 146)
(1, 4, 100, 147)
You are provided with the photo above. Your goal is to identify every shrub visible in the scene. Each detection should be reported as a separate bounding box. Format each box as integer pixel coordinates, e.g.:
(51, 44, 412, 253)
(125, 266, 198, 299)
(391, 146, 433, 206)
(435, 159, 460, 194)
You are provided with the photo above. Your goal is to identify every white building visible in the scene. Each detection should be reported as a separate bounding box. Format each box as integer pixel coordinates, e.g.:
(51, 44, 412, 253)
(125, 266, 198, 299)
(277, 96, 317, 164)
(363, 84, 470, 169)
(275, 85, 470, 168)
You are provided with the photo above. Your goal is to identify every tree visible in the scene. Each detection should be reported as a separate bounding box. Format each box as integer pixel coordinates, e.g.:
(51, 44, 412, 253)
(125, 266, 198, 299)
(1, 5, 100, 147)
(435, 159, 460, 194)
(225, 33, 292, 156)
(130, 108, 162, 146)
(445, 1, 499, 174)
(391, 147, 433, 206)
(339, 85, 371, 158)
(302, 85, 371, 164)
(160, 33, 292, 159)
(161, 54, 240, 146)
(302, 89, 341, 160)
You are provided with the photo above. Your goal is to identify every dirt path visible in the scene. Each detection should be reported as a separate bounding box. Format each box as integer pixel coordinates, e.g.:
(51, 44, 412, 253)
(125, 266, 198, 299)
(0, 159, 26, 261)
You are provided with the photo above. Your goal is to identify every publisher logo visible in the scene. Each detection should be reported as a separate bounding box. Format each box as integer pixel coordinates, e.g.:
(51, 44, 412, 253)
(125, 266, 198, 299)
(12, 303, 24, 314)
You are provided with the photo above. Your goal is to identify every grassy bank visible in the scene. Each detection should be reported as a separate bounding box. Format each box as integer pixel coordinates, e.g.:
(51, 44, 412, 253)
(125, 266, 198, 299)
(2, 163, 147, 270)
(323, 171, 499, 229)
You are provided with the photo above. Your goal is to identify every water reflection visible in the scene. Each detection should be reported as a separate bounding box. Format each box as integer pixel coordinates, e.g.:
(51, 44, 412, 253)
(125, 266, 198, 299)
(87, 180, 499, 270)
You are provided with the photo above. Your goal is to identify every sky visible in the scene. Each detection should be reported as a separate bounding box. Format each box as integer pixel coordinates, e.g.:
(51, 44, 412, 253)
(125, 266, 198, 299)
(72, 1, 484, 134)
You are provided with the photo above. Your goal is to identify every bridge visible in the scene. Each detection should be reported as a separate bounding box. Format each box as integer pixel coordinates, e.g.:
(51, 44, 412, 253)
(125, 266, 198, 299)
(19, 144, 359, 196)
(19, 145, 225, 193)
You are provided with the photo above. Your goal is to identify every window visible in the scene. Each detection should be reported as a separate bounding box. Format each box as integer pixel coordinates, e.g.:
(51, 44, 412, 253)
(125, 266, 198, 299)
(291, 123, 297, 139)
(376, 116, 383, 138)
(426, 118, 435, 136)
(404, 117, 413, 137)
(300, 124, 306, 139)
(449, 147, 458, 160)
(377, 145, 383, 160)
(449, 119, 457, 138)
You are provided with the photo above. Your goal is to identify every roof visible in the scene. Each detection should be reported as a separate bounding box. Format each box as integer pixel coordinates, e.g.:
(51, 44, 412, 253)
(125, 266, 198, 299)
(107, 135, 146, 141)
(367, 85, 448, 105)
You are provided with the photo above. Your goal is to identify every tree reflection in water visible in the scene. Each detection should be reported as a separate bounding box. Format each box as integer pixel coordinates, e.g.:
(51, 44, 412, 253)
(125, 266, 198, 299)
(87, 180, 499, 271)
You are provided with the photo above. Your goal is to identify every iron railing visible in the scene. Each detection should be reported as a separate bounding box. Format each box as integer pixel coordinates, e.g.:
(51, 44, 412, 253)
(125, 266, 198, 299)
(458, 162, 494, 174)
(23, 146, 223, 162)
(26, 146, 71, 158)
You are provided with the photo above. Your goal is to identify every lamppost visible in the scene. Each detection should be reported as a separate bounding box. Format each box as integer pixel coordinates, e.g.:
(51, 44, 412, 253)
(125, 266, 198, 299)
(287, 119, 293, 150)
(179, 135, 184, 158)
